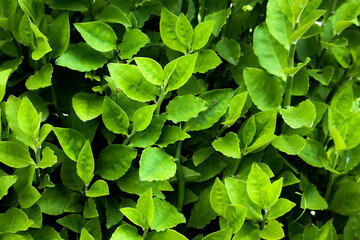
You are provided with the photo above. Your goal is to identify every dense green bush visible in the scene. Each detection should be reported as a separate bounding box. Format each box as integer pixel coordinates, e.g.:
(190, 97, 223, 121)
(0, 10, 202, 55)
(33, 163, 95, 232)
(0, 0, 360, 239)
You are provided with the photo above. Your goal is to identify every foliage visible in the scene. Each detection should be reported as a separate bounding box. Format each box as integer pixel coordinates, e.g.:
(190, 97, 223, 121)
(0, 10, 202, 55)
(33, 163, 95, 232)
(0, 0, 360, 239)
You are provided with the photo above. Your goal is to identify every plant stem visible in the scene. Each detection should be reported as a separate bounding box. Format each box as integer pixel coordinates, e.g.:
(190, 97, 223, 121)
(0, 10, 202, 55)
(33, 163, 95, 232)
(123, 130, 135, 145)
(142, 228, 148, 239)
(282, 42, 297, 109)
(175, 141, 185, 212)
(261, 209, 270, 229)
(231, 155, 242, 176)
(155, 87, 166, 114)
(325, 154, 338, 200)
(35, 147, 42, 185)
(216, 125, 229, 138)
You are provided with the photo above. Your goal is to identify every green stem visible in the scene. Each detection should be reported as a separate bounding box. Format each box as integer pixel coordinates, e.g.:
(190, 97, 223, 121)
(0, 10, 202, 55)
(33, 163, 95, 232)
(282, 42, 297, 109)
(35, 147, 42, 185)
(231, 155, 242, 176)
(142, 228, 148, 239)
(325, 154, 338, 201)
(123, 130, 135, 145)
(175, 141, 185, 212)
(261, 209, 270, 230)
(216, 125, 229, 138)
(155, 87, 166, 114)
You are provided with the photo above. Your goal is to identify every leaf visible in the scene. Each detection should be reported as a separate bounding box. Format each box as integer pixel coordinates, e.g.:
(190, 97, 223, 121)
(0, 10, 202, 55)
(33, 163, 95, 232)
(25, 63, 53, 90)
(291, 0, 307, 24)
(18, 0, 44, 25)
(193, 147, 215, 166)
(298, 139, 327, 168)
(30, 22, 52, 60)
(74, 21, 117, 52)
(53, 127, 86, 161)
(210, 178, 231, 216)
(279, 171, 300, 187)
(0, 208, 34, 233)
(266, 0, 292, 50)
(132, 105, 157, 132)
(292, 10, 326, 43)
(147, 229, 188, 240)
(150, 198, 186, 232)
(76, 140, 94, 186)
(18, 96, 40, 137)
(134, 57, 164, 86)
(268, 198, 296, 219)
(95, 5, 131, 27)
(253, 24, 288, 81)
(96, 144, 137, 181)
(72, 93, 103, 122)
(19, 185, 41, 209)
(308, 65, 334, 86)
(0, 69, 11, 101)
(204, 9, 231, 36)
(86, 180, 109, 197)
(215, 37, 240, 65)
(120, 208, 144, 228)
(233, 221, 261, 240)
(80, 228, 95, 240)
(0, 141, 34, 168)
(47, 12, 70, 60)
(242, 116, 256, 148)
(56, 214, 87, 233)
(156, 126, 190, 147)
(102, 96, 129, 135)
(110, 224, 141, 240)
(212, 132, 241, 159)
(83, 198, 99, 218)
(61, 157, 84, 192)
(244, 68, 283, 111)
(105, 198, 123, 229)
(271, 134, 306, 155)
(301, 184, 328, 210)
(165, 53, 198, 92)
(280, 99, 316, 129)
(107, 63, 156, 102)
(176, 13, 193, 48)
(329, 182, 360, 216)
(56, 43, 110, 72)
(119, 29, 149, 59)
(247, 162, 271, 210)
(136, 188, 154, 228)
(331, 81, 353, 115)
(260, 219, 284, 240)
(193, 49, 222, 73)
(203, 228, 233, 240)
(184, 89, 234, 131)
(139, 147, 176, 181)
(160, 7, 186, 53)
(192, 21, 215, 50)
(339, 112, 360, 150)
(222, 91, 248, 126)
(166, 94, 208, 123)
(38, 185, 71, 215)
(292, 67, 309, 96)
(28, 226, 63, 240)
(225, 204, 247, 233)
(0, 175, 17, 200)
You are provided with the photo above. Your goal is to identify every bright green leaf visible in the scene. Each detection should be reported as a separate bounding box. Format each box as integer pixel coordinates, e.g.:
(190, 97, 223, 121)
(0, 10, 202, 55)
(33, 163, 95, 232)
(225, 204, 247, 233)
(119, 29, 149, 59)
(76, 140, 94, 186)
(268, 198, 296, 219)
(102, 96, 129, 135)
(19, 185, 41, 209)
(192, 21, 215, 50)
(95, 5, 131, 27)
(150, 198, 186, 231)
(136, 188, 154, 228)
(260, 219, 284, 240)
(215, 37, 240, 65)
(25, 63, 53, 90)
(193, 49, 222, 74)
(298, 139, 327, 168)
(133, 105, 157, 132)
(271, 134, 306, 155)
(110, 224, 141, 240)
(134, 57, 164, 86)
(86, 180, 109, 198)
(120, 208, 144, 228)
(210, 178, 231, 216)
(176, 13, 193, 48)
(212, 132, 240, 159)
(301, 184, 328, 210)
(0, 208, 34, 233)
(204, 9, 231, 36)
(280, 99, 316, 129)
(0, 175, 17, 200)
(72, 93, 103, 122)
(156, 126, 190, 147)
(0, 141, 34, 168)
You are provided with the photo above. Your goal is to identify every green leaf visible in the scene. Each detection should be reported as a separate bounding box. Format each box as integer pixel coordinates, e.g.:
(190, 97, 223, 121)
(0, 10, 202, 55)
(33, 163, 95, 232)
(132, 105, 157, 132)
(0, 208, 34, 233)
(80, 228, 95, 240)
(96, 144, 137, 181)
(193, 49, 222, 73)
(280, 100, 316, 129)
(38, 185, 71, 215)
(203, 228, 232, 240)
(18, 0, 44, 25)
(260, 219, 284, 240)
(166, 94, 208, 124)
(134, 57, 164, 86)
(47, 12, 70, 60)
(193, 147, 215, 166)
(308, 65, 334, 86)
(95, 5, 131, 27)
(86, 180, 109, 198)
(292, 67, 310, 96)
(210, 178, 231, 216)
(83, 198, 99, 218)
(136, 188, 154, 228)
(61, 157, 84, 192)
(0, 69, 11, 101)
(184, 89, 234, 131)
(119, 29, 149, 59)
(0, 141, 34, 168)
(242, 116, 256, 148)
(225, 204, 247, 233)
(291, 0, 307, 24)
(301, 184, 328, 210)
(339, 112, 360, 150)
(292, 10, 326, 43)
(233, 221, 260, 240)
(271, 134, 306, 155)
(253, 24, 288, 81)
(72, 93, 103, 122)
(139, 147, 176, 181)
(56, 214, 87, 233)
(150, 198, 186, 231)
(244, 68, 283, 111)
(102, 96, 129, 135)
(215, 37, 240, 65)
(329, 182, 360, 216)
(74, 21, 117, 52)
(331, 81, 353, 115)
(25, 63, 53, 90)
(160, 7, 186, 53)
(156, 126, 190, 147)
(204, 9, 231, 36)
(110, 224, 141, 240)
(212, 132, 241, 159)
(76, 140, 94, 186)
(147, 229, 188, 240)
(52, 128, 87, 161)
(192, 21, 215, 50)
(298, 139, 327, 168)
(279, 171, 300, 187)
(176, 13, 193, 48)
(105, 198, 123, 229)
(19, 185, 41, 209)
(165, 53, 198, 92)
(120, 208, 144, 228)
(107, 63, 156, 102)
(56, 43, 110, 72)
(30, 22, 52, 61)
(223, 91, 248, 126)
(266, 0, 292, 50)
(268, 198, 296, 219)
(18, 96, 40, 138)
(0, 175, 17, 200)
